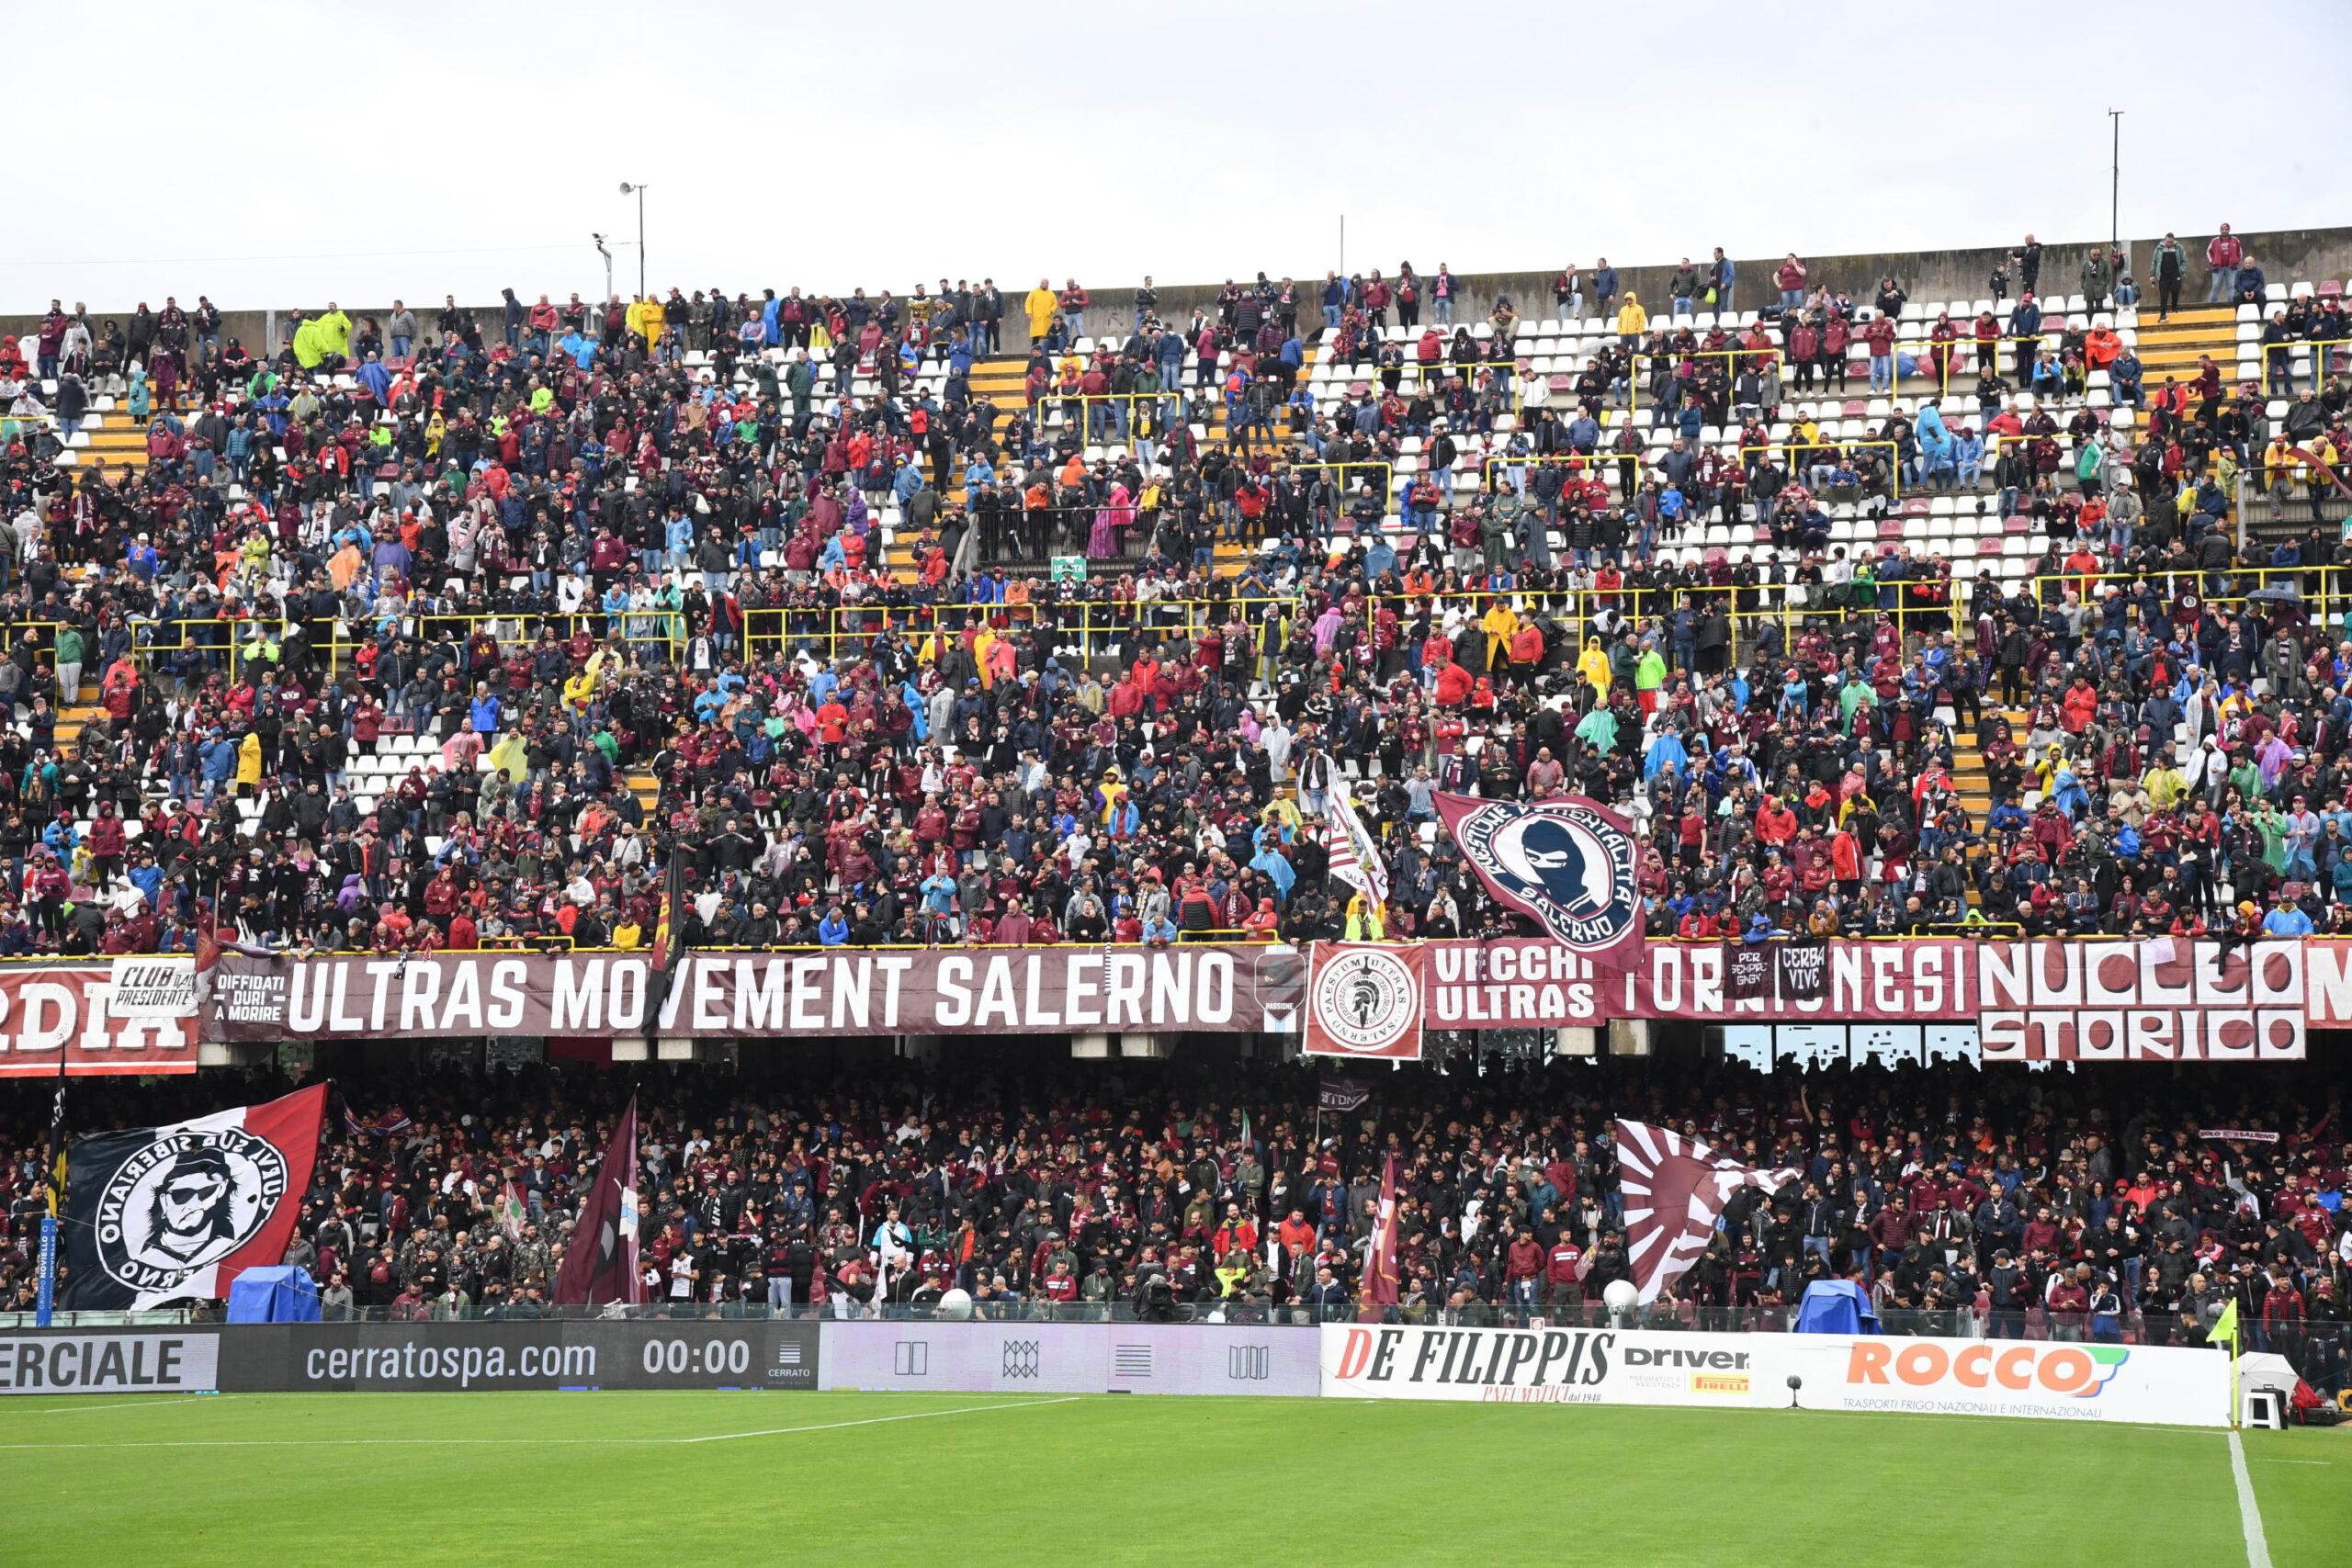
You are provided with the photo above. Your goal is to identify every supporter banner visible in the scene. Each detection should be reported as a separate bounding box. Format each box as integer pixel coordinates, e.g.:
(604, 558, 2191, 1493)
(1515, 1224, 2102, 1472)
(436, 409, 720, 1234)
(203, 946, 1306, 1043)
(1424, 938, 2312, 1061)
(107, 957, 198, 1020)
(0, 1320, 820, 1394)
(1422, 941, 1975, 1028)
(58, 1085, 328, 1311)
(819, 1321, 1320, 1398)
(1433, 793, 1644, 968)
(1303, 944, 1425, 1061)
(0, 963, 199, 1077)
(2294, 939, 2352, 1027)
(1317, 1077, 1373, 1113)
(1320, 1325, 2221, 1425)
(1975, 940, 2304, 1063)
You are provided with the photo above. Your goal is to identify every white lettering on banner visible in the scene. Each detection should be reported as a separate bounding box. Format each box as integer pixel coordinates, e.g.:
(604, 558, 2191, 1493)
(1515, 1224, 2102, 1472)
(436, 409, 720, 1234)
(934, 957, 972, 1026)
(1066, 954, 1100, 1027)
(735, 959, 792, 1033)
(551, 960, 605, 1032)
(397, 959, 441, 1033)
(1103, 953, 1143, 1024)
(1318, 1325, 2220, 1425)
(1976, 942, 2306, 1062)
(0, 969, 198, 1077)
(2304, 942, 2352, 1025)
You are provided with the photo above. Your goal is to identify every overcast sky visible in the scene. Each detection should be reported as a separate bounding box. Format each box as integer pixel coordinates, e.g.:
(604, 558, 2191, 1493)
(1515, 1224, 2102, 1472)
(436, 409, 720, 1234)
(10, 0, 2345, 314)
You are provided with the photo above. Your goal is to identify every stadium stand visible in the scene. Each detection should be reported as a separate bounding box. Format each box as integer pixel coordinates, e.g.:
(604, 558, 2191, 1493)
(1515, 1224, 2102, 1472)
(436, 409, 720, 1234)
(4, 1057, 2344, 1396)
(0, 243, 2347, 954)
(0, 228, 2348, 1398)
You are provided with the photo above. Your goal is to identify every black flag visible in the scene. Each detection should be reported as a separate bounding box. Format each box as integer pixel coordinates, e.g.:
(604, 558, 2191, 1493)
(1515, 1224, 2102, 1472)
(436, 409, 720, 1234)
(1776, 938, 1829, 1004)
(1726, 942, 1772, 1004)
(552, 1096, 643, 1307)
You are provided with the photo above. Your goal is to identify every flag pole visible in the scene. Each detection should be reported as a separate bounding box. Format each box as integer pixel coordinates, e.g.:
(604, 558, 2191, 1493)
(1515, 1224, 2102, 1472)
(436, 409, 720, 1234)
(34, 1041, 66, 1327)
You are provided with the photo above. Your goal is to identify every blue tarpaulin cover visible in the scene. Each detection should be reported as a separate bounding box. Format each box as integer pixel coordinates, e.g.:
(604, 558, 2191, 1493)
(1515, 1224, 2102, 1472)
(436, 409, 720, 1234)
(225, 1265, 320, 1324)
(1794, 1279, 1877, 1335)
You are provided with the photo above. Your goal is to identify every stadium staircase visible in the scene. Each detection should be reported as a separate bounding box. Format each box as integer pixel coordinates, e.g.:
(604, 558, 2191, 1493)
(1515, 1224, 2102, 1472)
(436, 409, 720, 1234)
(2130, 304, 2238, 392)
(72, 401, 154, 474)
(59, 703, 105, 751)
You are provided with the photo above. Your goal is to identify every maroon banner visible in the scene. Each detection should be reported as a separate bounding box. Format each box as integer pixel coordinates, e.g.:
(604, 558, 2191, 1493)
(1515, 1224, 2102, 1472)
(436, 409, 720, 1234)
(202, 945, 1306, 1043)
(0, 963, 199, 1077)
(1422, 940, 1976, 1028)
(1432, 792, 1644, 969)
(1303, 943, 1426, 1061)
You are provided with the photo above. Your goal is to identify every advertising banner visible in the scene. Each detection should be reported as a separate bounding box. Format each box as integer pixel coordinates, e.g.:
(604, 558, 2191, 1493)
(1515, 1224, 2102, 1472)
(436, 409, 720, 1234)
(0, 1329, 220, 1394)
(1321, 1323, 1762, 1406)
(1781, 1334, 2219, 1427)
(819, 1321, 1320, 1398)
(255, 1319, 820, 1393)
(202, 946, 1305, 1043)
(1318, 1324, 2222, 1426)
(0, 1319, 820, 1394)
(0, 963, 198, 1077)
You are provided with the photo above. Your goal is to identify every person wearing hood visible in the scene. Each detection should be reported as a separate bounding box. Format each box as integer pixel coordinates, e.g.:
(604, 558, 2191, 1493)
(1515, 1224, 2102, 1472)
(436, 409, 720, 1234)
(1023, 279, 1058, 345)
(1615, 291, 1646, 344)
(1575, 637, 1612, 694)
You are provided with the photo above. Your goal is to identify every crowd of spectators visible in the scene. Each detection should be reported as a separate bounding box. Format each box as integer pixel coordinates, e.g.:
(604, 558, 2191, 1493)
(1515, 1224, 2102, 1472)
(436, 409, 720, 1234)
(0, 231, 2340, 960)
(4, 1057, 2345, 1393)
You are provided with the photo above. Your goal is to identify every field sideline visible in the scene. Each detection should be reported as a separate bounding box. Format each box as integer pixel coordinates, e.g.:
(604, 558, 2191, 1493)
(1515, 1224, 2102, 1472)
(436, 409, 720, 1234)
(6, 1389, 2346, 1565)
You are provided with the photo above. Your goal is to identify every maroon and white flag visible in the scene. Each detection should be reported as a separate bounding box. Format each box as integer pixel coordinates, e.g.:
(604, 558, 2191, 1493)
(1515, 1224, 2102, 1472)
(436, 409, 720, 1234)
(1358, 1154, 1401, 1323)
(553, 1096, 644, 1307)
(1613, 1118, 1800, 1304)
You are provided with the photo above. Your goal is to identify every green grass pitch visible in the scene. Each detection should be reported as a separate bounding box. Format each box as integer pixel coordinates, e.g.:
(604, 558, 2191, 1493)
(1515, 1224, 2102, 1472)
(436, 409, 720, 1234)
(6, 1390, 2346, 1565)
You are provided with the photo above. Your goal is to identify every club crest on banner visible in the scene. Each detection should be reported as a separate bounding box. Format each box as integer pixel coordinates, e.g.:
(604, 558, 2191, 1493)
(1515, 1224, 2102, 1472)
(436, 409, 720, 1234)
(1436, 794, 1641, 956)
(1305, 944, 1425, 1060)
(93, 1128, 288, 1296)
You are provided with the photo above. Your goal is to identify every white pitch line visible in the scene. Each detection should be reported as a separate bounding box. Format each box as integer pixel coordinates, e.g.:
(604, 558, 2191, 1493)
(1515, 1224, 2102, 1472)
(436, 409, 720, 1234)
(679, 1395, 1083, 1444)
(0, 1395, 1086, 1451)
(25, 1395, 224, 1416)
(2228, 1430, 2274, 1568)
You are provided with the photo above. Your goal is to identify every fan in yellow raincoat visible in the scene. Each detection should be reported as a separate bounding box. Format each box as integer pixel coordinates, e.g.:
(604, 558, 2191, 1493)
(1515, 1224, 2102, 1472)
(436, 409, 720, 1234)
(291, 306, 353, 369)
(563, 648, 613, 712)
(1574, 637, 1612, 694)
(1480, 600, 1520, 670)
(1023, 281, 1059, 342)
(487, 729, 530, 783)
(625, 295, 666, 354)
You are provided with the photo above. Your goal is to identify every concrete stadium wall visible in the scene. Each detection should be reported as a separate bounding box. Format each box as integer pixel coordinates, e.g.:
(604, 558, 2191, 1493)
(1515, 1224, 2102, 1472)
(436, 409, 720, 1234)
(6, 226, 2346, 364)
